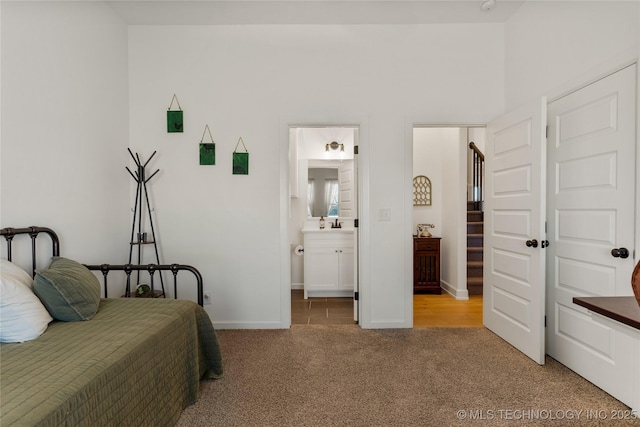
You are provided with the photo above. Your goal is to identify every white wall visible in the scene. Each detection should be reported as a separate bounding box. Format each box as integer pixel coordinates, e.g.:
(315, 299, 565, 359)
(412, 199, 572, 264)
(290, 157, 307, 288)
(412, 128, 444, 238)
(129, 24, 505, 328)
(290, 133, 310, 288)
(439, 128, 467, 299)
(0, 2, 130, 290)
(505, 1, 639, 110)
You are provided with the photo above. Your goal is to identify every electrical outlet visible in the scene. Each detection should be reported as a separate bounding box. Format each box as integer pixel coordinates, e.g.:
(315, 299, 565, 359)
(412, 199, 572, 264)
(203, 292, 212, 305)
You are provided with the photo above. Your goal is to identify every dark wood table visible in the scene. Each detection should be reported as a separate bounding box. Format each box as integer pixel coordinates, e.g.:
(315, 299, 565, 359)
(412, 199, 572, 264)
(573, 296, 640, 330)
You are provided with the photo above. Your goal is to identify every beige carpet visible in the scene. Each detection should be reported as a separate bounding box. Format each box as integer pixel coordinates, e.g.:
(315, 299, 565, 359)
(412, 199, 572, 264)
(177, 326, 636, 426)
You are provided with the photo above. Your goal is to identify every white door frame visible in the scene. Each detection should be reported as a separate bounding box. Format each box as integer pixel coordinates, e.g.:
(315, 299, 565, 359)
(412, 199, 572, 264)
(280, 116, 370, 328)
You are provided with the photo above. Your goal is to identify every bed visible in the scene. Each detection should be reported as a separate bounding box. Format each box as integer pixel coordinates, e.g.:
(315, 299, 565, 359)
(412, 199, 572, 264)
(0, 226, 223, 426)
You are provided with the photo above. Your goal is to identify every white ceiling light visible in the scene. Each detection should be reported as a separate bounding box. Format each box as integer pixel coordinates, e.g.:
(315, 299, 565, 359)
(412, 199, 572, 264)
(481, 0, 496, 11)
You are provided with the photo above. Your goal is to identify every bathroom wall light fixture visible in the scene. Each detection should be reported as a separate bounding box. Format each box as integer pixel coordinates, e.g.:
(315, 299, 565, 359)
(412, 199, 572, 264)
(325, 141, 345, 152)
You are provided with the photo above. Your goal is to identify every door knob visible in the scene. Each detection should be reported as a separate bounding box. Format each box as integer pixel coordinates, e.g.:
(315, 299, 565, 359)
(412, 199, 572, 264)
(541, 240, 550, 248)
(611, 248, 629, 259)
(526, 239, 538, 248)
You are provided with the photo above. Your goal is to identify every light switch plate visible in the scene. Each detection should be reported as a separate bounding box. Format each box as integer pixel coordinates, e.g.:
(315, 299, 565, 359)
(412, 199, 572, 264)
(378, 208, 391, 221)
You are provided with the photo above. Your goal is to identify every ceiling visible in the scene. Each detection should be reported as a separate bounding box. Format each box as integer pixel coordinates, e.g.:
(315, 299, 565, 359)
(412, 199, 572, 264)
(105, 0, 526, 25)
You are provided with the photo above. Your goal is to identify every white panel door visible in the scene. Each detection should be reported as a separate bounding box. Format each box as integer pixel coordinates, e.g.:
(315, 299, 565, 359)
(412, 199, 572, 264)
(546, 65, 636, 402)
(484, 98, 547, 365)
(352, 140, 359, 322)
(338, 161, 354, 218)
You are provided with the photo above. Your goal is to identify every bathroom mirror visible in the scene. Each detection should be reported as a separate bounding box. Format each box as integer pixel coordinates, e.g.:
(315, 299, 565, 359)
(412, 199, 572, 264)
(308, 167, 339, 218)
(306, 159, 354, 219)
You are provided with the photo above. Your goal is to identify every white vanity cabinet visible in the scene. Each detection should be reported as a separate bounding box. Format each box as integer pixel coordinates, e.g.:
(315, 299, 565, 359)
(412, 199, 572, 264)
(303, 230, 354, 299)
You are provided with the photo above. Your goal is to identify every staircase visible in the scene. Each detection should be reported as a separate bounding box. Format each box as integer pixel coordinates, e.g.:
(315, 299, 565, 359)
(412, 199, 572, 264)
(467, 141, 484, 296)
(466, 201, 484, 295)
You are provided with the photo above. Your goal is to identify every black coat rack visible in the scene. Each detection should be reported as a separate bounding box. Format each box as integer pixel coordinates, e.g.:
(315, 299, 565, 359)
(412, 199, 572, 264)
(125, 149, 164, 297)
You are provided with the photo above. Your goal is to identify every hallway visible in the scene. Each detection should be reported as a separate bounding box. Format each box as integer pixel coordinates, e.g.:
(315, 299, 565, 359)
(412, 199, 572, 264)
(414, 294, 483, 327)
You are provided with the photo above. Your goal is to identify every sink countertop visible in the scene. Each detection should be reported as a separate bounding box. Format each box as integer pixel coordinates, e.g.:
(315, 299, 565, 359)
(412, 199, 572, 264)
(302, 227, 354, 233)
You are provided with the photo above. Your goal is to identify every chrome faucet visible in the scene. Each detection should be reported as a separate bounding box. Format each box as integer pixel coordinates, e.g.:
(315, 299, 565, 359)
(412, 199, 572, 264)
(331, 218, 342, 228)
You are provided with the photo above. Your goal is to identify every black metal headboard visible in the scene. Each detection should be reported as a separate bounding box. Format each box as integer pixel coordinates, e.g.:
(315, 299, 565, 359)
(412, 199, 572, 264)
(1, 226, 205, 306)
(0, 226, 59, 276)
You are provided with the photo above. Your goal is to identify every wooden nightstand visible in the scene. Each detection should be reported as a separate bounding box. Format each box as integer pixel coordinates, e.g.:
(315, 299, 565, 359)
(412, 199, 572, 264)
(413, 237, 441, 294)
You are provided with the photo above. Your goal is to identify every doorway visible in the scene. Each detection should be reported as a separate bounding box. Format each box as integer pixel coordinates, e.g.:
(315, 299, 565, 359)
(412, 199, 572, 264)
(412, 126, 485, 327)
(288, 125, 359, 325)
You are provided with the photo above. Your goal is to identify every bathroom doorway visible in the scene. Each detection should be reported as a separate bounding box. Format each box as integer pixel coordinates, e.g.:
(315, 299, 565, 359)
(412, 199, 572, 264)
(288, 125, 359, 325)
(412, 126, 484, 327)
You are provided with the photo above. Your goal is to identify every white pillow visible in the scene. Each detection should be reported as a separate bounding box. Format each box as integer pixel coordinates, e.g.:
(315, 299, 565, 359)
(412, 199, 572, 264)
(0, 259, 53, 343)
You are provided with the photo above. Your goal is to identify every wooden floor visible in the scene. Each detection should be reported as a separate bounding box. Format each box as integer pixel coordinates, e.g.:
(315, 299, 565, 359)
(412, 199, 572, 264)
(413, 293, 483, 327)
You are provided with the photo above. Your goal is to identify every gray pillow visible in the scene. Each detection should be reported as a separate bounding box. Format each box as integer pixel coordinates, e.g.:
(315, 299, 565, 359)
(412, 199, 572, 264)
(34, 257, 101, 321)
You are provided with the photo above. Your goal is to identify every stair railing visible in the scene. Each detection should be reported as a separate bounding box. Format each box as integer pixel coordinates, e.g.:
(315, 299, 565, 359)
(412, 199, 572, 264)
(469, 141, 484, 211)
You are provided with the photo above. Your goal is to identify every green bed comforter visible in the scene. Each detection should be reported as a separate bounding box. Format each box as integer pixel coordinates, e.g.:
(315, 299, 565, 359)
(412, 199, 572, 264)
(0, 298, 223, 426)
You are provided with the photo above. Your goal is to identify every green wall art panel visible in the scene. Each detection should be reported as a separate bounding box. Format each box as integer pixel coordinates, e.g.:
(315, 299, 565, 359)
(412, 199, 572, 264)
(167, 110, 183, 133)
(200, 143, 215, 165)
(232, 152, 249, 175)
(167, 94, 183, 133)
(233, 137, 249, 175)
(199, 124, 216, 165)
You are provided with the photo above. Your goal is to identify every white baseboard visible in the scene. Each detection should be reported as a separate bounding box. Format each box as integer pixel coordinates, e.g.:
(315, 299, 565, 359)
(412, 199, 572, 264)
(440, 280, 469, 300)
(291, 283, 304, 290)
(215, 321, 288, 329)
